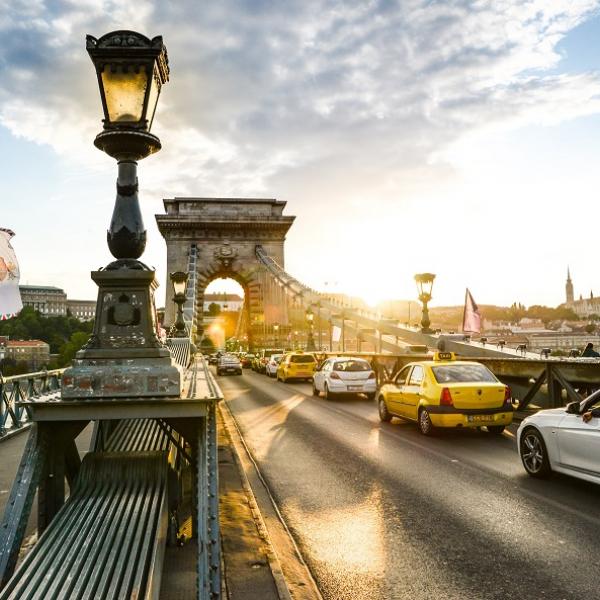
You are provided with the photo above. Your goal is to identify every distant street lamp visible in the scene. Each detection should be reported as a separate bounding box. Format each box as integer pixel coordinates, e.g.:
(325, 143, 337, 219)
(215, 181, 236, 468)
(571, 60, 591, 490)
(62, 30, 180, 400)
(273, 322, 280, 347)
(305, 307, 316, 351)
(170, 271, 188, 337)
(415, 273, 436, 334)
(313, 300, 323, 349)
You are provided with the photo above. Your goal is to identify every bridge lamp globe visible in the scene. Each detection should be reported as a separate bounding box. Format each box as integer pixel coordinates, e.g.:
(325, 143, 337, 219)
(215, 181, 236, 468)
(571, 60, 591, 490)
(170, 271, 188, 337)
(170, 271, 188, 300)
(87, 31, 169, 155)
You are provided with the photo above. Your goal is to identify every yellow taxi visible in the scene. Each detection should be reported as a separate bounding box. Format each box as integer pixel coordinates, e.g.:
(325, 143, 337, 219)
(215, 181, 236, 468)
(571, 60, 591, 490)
(377, 352, 513, 435)
(276, 351, 317, 383)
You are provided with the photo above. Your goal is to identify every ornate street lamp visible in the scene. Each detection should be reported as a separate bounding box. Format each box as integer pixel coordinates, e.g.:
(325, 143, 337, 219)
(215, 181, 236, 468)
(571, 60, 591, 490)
(87, 30, 169, 260)
(170, 271, 188, 337)
(62, 30, 180, 400)
(415, 273, 436, 334)
(273, 322, 280, 347)
(305, 307, 316, 351)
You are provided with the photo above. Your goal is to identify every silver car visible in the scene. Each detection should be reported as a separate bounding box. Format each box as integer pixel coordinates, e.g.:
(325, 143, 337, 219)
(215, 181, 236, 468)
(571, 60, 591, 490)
(216, 354, 242, 376)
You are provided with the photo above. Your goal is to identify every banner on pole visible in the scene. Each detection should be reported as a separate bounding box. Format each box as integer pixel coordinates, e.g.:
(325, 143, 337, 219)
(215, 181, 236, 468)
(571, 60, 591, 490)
(0, 229, 22, 320)
(332, 325, 341, 343)
(462, 288, 481, 334)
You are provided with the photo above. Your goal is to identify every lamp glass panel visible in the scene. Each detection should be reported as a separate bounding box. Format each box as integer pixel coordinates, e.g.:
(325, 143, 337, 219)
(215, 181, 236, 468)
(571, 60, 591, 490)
(172, 278, 186, 296)
(146, 69, 161, 128)
(101, 65, 148, 124)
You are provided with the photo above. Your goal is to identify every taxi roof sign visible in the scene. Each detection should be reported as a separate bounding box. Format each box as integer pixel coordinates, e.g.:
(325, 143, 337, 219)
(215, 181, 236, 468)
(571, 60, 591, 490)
(433, 351, 455, 361)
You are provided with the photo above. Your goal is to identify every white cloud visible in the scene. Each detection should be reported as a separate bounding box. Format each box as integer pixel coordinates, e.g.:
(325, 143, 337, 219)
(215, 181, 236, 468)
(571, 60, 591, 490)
(2, 0, 600, 305)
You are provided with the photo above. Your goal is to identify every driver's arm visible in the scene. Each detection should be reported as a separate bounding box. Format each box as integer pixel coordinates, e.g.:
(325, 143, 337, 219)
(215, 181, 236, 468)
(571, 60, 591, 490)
(582, 407, 600, 422)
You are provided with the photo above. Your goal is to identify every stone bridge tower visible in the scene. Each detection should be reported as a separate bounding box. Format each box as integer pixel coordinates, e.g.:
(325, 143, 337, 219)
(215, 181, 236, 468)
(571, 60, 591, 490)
(156, 198, 295, 348)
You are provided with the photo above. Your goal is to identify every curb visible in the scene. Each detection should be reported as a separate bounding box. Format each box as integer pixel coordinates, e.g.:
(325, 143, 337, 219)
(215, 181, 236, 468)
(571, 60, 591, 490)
(219, 401, 323, 600)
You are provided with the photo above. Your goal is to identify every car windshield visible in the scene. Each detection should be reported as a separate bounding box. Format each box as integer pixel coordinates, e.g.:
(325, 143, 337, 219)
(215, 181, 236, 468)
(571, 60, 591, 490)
(271, 355, 283, 362)
(431, 364, 497, 383)
(333, 360, 370, 372)
(290, 355, 315, 363)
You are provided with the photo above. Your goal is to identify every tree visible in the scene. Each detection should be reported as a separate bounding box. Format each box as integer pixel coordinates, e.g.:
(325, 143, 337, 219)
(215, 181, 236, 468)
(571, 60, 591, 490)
(207, 303, 221, 316)
(59, 331, 91, 366)
(200, 336, 215, 354)
(585, 323, 596, 334)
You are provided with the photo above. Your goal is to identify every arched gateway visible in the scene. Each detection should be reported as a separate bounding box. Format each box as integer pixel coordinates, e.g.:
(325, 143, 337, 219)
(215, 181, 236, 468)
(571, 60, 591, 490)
(156, 198, 295, 348)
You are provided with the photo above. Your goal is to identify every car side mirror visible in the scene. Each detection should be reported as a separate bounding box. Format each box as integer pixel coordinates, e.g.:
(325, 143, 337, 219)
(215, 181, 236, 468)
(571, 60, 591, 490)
(566, 401, 581, 415)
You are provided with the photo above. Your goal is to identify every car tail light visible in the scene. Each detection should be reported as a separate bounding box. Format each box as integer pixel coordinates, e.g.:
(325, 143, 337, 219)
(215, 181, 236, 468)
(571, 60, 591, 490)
(504, 386, 512, 406)
(330, 372, 341, 379)
(367, 372, 376, 379)
(440, 387, 453, 406)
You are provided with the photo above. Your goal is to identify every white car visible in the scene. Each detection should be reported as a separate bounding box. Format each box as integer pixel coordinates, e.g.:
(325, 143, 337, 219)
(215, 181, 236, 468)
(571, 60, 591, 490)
(312, 357, 377, 400)
(265, 354, 283, 377)
(517, 390, 600, 483)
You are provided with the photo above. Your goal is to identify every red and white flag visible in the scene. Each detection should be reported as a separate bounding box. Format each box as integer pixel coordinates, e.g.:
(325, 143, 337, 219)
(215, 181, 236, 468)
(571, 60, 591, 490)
(462, 288, 481, 333)
(0, 229, 22, 320)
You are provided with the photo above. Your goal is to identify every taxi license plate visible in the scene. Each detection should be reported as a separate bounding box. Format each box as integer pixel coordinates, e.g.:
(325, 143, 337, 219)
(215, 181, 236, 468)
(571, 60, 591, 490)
(468, 415, 495, 422)
(348, 385, 362, 391)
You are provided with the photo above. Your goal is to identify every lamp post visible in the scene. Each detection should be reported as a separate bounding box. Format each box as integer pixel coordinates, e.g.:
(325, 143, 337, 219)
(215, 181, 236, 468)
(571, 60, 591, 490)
(62, 30, 181, 400)
(415, 273, 436, 334)
(305, 307, 316, 351)
(170, 271, 188, 337)
(313, 300, 322, 349)
(273, 322, 280, 347)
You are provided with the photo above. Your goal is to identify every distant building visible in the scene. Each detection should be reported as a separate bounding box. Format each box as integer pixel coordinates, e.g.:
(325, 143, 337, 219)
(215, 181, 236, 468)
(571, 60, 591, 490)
(4, 340, 50, 370)
(524, 332, 600, 353)
(19, 285, 67, 316)
(203, 293, 244, 312)
(19, 285, 96, 320)
(67, 299, 96, 321)
(564, 269, 600, 317)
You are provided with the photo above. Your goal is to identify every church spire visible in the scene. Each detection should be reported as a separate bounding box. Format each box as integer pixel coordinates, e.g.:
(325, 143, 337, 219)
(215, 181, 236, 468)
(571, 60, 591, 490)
(566, 266, 574, 304)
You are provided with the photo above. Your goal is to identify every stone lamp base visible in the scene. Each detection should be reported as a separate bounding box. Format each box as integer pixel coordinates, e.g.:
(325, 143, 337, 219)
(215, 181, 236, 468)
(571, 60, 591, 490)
(62, 261, 182, 399)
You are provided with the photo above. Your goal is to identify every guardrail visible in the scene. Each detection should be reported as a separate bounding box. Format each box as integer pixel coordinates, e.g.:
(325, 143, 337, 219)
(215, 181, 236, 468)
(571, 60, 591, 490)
(167, 337, 193, 368)
(0, 369, 64, 439)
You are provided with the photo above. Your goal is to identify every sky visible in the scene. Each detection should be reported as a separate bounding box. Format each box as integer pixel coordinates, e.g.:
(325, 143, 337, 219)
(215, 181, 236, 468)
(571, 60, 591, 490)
(2, 0, 600, 310)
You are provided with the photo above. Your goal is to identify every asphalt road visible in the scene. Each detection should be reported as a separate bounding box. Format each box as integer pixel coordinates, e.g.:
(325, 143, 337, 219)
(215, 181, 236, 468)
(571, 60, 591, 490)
(217, 368, 600, 600)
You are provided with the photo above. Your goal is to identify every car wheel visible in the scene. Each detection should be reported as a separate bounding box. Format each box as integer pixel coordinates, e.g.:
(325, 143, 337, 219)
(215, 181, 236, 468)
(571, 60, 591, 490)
(378, 397, 392, 422)
(487, 425, 505, 434)
(324, 384, 337, 401)
(366, 392, 376, 401)
(418, 408, 435, 436)
(312, 383, 320, 397)
(520, 427, 551, 478)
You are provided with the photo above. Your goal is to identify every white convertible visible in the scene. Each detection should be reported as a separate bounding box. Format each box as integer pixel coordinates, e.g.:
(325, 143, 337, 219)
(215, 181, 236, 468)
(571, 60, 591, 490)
(517, 390, 600, 483)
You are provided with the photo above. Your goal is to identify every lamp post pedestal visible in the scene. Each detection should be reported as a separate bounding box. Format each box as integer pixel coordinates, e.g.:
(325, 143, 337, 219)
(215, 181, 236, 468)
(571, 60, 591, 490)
(419, 296, 432, 334)
(306, 328, 316, 351)
(62, 264, 182, 399)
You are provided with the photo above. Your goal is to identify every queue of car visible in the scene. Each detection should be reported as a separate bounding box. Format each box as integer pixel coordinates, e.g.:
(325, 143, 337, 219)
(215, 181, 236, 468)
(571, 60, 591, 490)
(210, 347, 600, 486)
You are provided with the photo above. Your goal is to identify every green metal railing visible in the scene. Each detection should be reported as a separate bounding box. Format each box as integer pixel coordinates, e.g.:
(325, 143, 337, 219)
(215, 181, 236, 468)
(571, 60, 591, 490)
(0, 370, 64, 439)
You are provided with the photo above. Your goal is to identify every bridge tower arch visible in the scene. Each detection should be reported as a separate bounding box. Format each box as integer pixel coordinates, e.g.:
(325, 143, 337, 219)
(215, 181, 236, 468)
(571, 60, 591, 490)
(156, 198, 295, 348)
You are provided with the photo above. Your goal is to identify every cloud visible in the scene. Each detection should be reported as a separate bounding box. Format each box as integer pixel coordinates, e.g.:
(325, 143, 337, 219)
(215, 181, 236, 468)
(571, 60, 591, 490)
(1, 1, 599, 198)
(2, 1, 600, 305)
